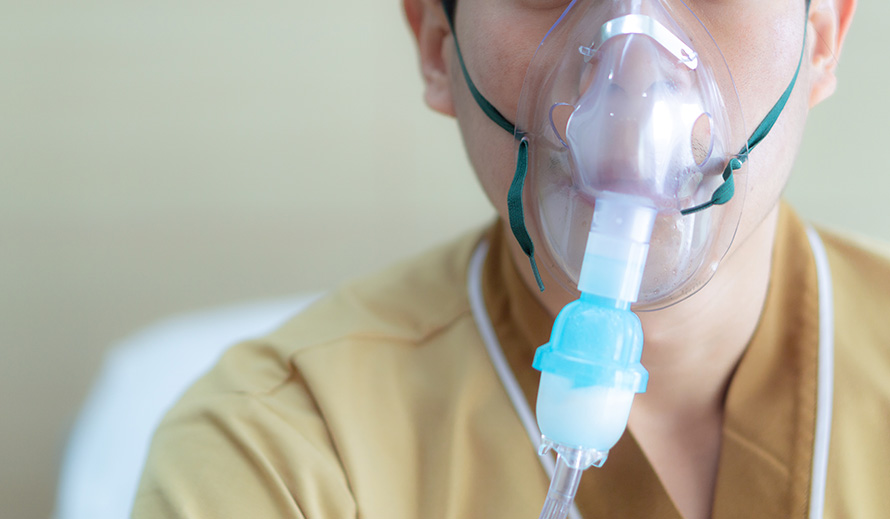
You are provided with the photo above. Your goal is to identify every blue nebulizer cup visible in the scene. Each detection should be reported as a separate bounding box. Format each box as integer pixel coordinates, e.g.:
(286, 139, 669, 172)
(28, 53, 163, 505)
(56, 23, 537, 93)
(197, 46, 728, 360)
(533, 194, 654, 519)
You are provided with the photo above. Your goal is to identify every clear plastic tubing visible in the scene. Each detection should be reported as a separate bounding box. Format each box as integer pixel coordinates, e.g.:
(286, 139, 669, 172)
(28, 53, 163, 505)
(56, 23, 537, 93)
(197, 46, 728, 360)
(532, 193, 656, 519)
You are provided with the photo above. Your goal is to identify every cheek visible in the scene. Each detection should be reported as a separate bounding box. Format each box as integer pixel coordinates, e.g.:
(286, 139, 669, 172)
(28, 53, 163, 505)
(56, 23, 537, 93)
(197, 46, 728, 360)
(456, 1, 555, 122)
(698, 2, 811, 241)
(701, 2, 807, 136)
(444, 40, 516, 219)
(738, 79, 809, 229)
(448, 3, 556, 217)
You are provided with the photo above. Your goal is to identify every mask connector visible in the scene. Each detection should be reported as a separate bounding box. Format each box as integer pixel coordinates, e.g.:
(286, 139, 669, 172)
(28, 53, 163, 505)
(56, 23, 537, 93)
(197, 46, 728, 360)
(577, 194, 657, 302)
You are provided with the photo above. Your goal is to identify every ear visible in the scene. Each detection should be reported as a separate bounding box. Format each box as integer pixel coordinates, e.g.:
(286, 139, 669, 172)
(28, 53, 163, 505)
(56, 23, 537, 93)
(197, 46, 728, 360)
(403, 0, 456, 117)
(807, 0, 857, 107)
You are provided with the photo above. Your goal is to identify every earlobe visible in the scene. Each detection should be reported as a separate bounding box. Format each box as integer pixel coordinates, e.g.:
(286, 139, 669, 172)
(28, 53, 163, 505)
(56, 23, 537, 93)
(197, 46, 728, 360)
(403, 0, 456, 117)
(807, 0, 857, 107)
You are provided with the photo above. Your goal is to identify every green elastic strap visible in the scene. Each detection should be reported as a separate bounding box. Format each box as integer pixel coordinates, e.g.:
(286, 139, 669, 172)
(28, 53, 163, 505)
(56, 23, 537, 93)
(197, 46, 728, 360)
(443, 5, 516, 135)
(680, 3, 809, 216)
(444, 2, 545, 287)
(508, 139, 545, 291)
(679, 158, 740, 215)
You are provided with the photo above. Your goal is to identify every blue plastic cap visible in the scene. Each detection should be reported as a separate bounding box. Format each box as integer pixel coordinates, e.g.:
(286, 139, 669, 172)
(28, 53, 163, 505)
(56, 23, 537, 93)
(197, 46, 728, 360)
(533, 296, 648, 393)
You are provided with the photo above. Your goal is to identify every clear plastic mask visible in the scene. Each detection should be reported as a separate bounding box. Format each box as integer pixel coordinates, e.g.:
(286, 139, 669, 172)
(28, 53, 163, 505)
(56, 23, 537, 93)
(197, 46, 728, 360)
(515, 0, 749, 309)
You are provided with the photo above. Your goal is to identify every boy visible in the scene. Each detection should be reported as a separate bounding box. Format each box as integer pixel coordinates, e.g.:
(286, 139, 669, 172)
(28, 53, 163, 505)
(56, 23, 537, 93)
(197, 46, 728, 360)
(135, 1, 889, 517)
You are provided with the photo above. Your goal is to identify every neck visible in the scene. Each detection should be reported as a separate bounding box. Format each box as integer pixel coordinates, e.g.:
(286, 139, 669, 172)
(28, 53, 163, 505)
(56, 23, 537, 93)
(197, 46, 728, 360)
(636, 207, 778, 415)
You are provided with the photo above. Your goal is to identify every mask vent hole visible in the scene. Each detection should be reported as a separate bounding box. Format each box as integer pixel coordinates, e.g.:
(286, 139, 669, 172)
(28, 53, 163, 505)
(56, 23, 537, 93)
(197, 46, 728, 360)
(691, 113, 714, 167)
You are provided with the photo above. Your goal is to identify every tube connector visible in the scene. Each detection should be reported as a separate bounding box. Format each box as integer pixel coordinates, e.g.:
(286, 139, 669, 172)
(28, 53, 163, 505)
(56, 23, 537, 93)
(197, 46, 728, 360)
(577, 193, 657, 302)
(537, 439, 608, 519)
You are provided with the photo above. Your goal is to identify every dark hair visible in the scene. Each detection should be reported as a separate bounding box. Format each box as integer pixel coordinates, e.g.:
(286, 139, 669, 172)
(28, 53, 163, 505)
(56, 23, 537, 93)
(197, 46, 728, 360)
(443, 0, 456, 21)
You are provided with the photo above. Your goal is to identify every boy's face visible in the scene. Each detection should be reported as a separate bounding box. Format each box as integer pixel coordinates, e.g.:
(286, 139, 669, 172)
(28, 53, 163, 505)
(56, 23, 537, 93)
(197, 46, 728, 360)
(407, 0, 851, 285)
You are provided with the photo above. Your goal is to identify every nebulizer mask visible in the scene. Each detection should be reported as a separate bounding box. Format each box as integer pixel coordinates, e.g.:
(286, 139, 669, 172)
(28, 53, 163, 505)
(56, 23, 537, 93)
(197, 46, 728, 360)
(444, 0, 806, 517)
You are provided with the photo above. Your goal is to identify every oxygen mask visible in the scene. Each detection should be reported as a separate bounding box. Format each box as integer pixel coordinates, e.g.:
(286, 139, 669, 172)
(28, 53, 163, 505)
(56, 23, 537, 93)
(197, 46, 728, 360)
(514, 0, 749, 309)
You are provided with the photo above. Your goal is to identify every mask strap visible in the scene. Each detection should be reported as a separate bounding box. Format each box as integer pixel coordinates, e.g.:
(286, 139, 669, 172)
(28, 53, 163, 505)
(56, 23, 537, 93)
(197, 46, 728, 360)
(508, 138, 546, 291)
(444, 1, 810, 291)
(445, 4, 546, 290)
(443, 6, 516, 135)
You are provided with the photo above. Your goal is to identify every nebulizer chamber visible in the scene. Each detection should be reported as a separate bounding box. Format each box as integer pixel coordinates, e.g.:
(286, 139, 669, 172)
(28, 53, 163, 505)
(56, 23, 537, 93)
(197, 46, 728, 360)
(513, 1, 748, 517)
(534, 195, 653, 518)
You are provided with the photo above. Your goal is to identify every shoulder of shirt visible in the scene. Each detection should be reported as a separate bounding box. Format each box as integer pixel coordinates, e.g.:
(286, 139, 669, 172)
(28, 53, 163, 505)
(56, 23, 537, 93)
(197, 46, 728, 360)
(188, 224, 493, 397)
(140, 223, 491, 458)
(814, 225, 890, 341)
(816, 225, 890, 291)
(272, 225, 488, 349)
(818, 225, 890, 261)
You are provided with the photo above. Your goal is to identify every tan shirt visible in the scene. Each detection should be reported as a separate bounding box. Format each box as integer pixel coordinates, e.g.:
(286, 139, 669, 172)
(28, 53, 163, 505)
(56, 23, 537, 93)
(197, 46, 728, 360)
(133, 204, 890, 518)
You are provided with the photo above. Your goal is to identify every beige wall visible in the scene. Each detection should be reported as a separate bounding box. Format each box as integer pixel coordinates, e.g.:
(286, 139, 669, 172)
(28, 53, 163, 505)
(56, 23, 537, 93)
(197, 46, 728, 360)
(787, 0, 889, 239)
(2, 1, 886, 518)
